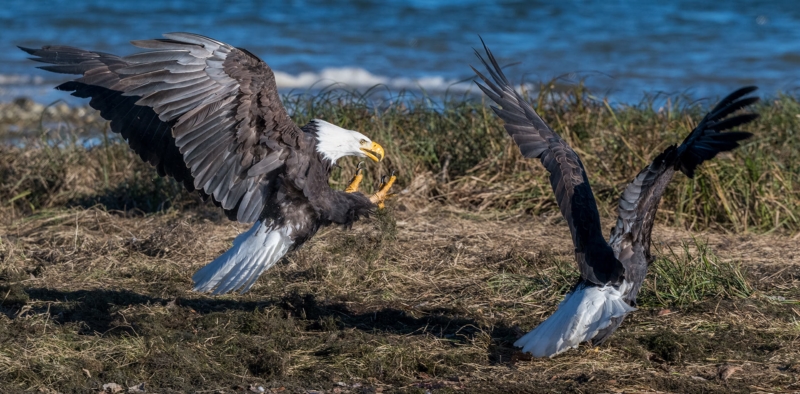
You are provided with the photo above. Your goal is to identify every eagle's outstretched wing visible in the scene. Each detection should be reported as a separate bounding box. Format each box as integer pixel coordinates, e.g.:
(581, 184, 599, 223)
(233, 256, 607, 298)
(472, 41, 623, 286)
(21, 33, 303, 223)
(609, 86, 758, 295)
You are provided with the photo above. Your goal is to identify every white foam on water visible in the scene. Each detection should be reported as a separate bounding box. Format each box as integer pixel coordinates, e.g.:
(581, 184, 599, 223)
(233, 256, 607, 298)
(2, 67, 542, 105)
(0, 74, 44, 86)
(273, 67, 469, 93)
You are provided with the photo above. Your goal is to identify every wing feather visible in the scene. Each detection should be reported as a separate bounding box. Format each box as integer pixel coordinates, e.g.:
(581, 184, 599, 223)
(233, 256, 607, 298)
(609, 87, 758, 300)
(124, 74, 209, 97)
(472, 40, 624, 286)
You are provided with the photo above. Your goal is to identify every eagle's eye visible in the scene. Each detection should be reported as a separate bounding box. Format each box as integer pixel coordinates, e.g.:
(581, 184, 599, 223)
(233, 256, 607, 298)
(360, 139, 367, 145)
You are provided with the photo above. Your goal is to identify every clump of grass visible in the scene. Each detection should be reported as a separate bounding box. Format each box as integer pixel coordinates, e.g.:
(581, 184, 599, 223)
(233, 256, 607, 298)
(640, 330, 689, 364)
(639, 238, 753, 308)
(0, 134, 190, 218)
(0, 284, 29, 307)
(487, 237, 754, 311)
(486, 253, 578, 301)
(2, 86, 798, 234)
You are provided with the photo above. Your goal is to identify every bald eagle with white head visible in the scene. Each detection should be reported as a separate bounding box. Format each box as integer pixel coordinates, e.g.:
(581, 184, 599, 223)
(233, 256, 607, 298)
(472, 41, 758, 357)
(21, 33, 396, 294)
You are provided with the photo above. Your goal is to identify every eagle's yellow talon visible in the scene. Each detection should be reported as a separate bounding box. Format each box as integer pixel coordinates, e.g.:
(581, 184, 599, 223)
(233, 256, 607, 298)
(369, 174, 397, 208)
(345, 164, 365, 193)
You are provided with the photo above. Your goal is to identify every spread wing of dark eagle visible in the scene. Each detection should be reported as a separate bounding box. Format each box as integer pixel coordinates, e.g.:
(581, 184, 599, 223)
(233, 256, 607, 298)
(21, 33, 301, 223)
(608, 86, 758, 304)
(471, 41, 624, 287)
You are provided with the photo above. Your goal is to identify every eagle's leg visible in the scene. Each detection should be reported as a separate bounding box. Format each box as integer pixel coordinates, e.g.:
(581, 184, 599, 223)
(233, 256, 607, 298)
(345, 162, 365, 193)
(369, 172, 396, 209)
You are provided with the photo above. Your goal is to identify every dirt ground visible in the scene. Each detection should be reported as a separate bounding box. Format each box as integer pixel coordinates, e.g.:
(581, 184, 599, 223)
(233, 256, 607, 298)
(0, 195, 799, 393)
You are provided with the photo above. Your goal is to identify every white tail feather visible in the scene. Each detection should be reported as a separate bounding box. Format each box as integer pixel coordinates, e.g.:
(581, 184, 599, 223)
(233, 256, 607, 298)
(192, 221, 293, 295)
(514, 284, 636, 358)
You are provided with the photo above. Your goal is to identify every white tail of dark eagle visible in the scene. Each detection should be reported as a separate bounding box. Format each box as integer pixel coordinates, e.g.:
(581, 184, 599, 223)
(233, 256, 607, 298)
(192, 221, 293, 294)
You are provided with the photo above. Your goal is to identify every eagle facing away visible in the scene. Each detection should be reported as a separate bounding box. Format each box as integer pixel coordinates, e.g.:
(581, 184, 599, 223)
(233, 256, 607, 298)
(21, 33, 396, 294)
(472, 40, 758, 357)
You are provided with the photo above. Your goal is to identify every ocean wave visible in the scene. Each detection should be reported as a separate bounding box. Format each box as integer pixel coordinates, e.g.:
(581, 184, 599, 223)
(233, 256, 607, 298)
(0, 74, 45, 86)
(273, 67, 470, 93)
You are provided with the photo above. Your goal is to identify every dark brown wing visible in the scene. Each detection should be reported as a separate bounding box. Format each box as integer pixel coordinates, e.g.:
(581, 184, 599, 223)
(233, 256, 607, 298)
(609, 86, 758, 298)
(21, 33, 302, 223)
(471, 41, 624, 286)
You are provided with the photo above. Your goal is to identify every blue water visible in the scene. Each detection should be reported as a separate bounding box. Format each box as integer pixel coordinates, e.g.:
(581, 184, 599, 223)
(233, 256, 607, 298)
(1, 0, 799, 104)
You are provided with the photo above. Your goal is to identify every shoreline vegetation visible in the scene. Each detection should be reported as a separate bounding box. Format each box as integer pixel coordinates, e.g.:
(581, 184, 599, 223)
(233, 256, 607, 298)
(1, 86, 799, 392)
(2, 85, 798, 234)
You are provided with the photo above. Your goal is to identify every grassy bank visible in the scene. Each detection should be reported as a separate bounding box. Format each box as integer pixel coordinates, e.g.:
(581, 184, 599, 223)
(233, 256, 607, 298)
(0, 88, 799, 393)
(2, 86, 799, 233)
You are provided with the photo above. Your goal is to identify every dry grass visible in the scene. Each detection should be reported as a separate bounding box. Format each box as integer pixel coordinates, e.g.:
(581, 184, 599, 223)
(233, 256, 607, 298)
(0, 205, 798, 393)
(0, 88, 799, 393)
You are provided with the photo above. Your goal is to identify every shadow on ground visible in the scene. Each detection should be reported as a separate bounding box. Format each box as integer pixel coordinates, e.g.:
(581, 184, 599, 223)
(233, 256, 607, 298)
(8, 287, 518, 353)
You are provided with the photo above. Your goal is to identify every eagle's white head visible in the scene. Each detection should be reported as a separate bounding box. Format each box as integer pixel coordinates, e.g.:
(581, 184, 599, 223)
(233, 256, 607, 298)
(313, 119, 385, 164)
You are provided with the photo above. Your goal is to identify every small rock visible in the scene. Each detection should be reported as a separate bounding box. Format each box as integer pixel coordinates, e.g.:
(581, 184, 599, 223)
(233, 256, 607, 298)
(657, 309, 671, 316)
(102, 383, 123, 393)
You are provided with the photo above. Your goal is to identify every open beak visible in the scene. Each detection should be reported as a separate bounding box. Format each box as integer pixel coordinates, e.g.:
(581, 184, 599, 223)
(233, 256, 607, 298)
(360, 141, 385, 162)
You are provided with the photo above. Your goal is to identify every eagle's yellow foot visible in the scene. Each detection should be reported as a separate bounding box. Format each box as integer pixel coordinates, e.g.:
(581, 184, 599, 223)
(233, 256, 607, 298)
(369, 172, 396, 209)
(345, 162, 365, 193)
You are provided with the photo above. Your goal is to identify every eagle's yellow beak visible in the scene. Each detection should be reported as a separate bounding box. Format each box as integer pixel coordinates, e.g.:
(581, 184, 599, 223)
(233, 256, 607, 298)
(360, 141, 385, 162)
